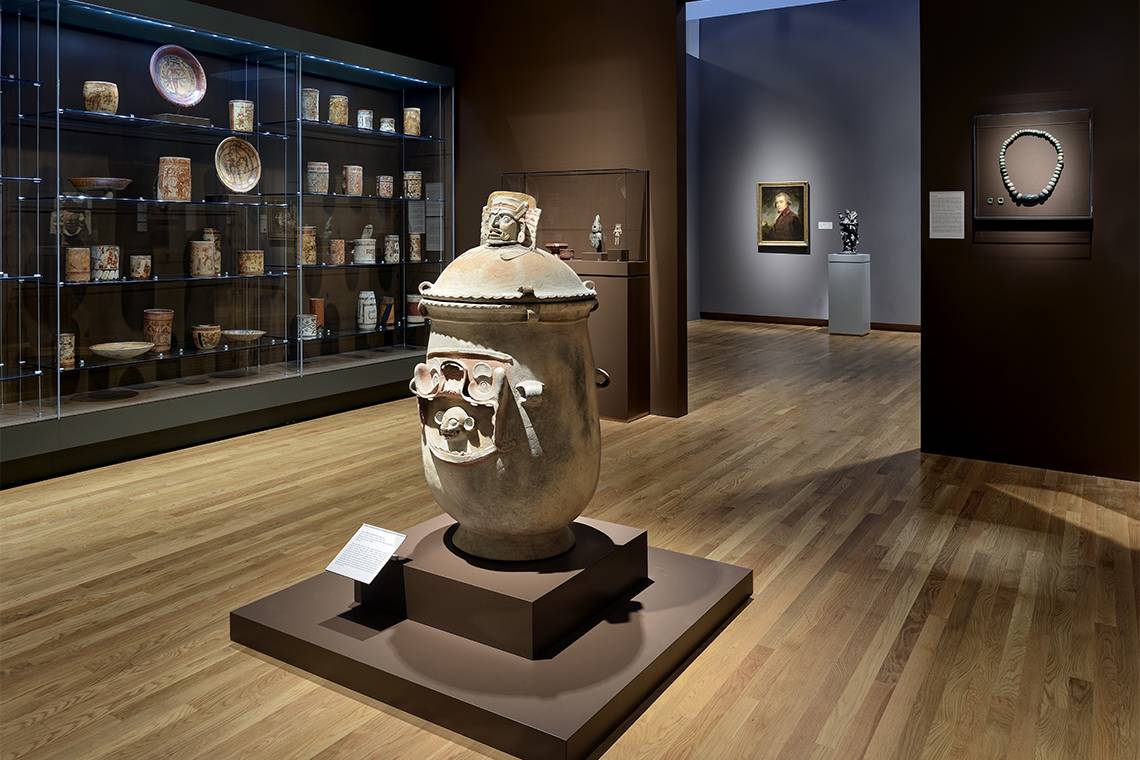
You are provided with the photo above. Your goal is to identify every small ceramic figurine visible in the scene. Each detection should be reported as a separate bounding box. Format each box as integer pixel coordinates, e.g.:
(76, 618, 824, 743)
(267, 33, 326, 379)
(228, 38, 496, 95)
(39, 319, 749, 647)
(613, 223, 623, 249)
(589, 214, 603, 252)
(838, 209, 859, 254)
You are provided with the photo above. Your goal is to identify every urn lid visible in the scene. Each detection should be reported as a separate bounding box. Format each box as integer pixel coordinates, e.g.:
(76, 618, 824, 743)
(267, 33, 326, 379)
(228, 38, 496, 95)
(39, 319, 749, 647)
(419, 191, 596, 304)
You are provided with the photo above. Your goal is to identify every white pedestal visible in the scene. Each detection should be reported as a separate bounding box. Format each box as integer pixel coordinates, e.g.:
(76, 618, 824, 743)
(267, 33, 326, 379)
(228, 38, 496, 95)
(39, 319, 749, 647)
(827, 253, 871, 336)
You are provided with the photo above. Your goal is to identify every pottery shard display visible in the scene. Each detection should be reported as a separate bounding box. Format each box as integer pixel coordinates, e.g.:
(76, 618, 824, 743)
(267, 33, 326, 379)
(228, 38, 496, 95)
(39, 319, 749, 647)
(306, 161, 329, 194)
(411, 190, 603, 561)
(328, 95, 349, 126)
(82, 81, 118, 114)
(301, 88, 320, 121)
(403, 107, 421, 136)
(130, 255, 152, 280)
(301, 226, 317, 265)
(229, 99, 254, 132)
(66, 247, 91, 282)
(58, 333, 76, 369)
(342, 165, 363, 196)
(376, 175, 394, 199)
(404, 170, 422, 200)
(190, 240, 215, 277)
(143, 308, 174, 352)
(357, 290, 378, 330)
(157, 156, 191, 201)
(92, 245, 120, 281)
(238, 250, 264, 275)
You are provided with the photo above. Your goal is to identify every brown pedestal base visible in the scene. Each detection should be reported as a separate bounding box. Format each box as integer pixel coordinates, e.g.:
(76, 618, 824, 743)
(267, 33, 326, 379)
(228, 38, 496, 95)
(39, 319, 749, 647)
(230, 520, 751, 760)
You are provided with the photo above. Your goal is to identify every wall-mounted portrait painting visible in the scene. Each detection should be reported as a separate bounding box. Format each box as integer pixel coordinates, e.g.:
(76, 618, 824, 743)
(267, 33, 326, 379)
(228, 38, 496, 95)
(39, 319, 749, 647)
(757, 181, 810, 249)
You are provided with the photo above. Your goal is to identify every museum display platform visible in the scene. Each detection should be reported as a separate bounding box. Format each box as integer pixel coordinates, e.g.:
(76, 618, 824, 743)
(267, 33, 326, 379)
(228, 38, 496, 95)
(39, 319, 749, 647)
(230, 515, 752, 760)
(827, 253, 871, 336)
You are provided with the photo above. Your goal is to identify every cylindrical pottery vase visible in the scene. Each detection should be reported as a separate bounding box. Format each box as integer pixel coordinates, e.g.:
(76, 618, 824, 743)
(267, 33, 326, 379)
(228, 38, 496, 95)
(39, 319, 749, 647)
(404, 170, 422, 200)
(58, 333, 76, 370)
(327, 239, 345, 265)
(379, 117, 396, 133)
(357, 291, 378, 331)
(306, 161, 329, 194)
(381, 296, 395, 328)
(301, 226, 317, 265)
(406, 294, 424, 324)
(357, 109, 373, 130)
(352, 238, 376, 264)
(130, 255, 152, 280)
(91, 245, 120, 281)
(308, 297, 326, 328)
(375, 175, 394, 199)
(410, 190, 602, 561)
(189, 240, 215, 277)
(191, 324, 221, 350)
(301, 88, 320, 121)
(65, 247, 91, 282)
(82, 81, 118, 114)
(157, 156, 191, 201)
(383, 234, 400, 264)
(297, 313, 318, 340)
(328, 95, 348, 125)
(143, 308, 174, 353)
(403, 107, 421, 136)
(342, 165, 363, 196)
(409, 234, 424, 263)
(228, 99, 254, 132)
(202, 227, 222, 275)
(238, 250, 264, 275)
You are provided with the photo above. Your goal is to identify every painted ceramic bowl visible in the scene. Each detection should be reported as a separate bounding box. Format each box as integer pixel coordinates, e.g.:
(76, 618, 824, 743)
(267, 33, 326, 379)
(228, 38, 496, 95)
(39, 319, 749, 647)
(82, 81, 118, 114)
(214, 137, 261, 193)
(149, 45, 206, 107)
(222, 329, 265, 343)
(67, 177, 132, 195)
(90, 341, 154, 360)
(191, 324, 222, 350)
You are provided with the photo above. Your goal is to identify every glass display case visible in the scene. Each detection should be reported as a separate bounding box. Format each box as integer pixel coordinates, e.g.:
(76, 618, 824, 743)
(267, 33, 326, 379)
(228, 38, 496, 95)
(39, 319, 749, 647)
(0, 0, 453, 468)
(501, 169, 647, 262)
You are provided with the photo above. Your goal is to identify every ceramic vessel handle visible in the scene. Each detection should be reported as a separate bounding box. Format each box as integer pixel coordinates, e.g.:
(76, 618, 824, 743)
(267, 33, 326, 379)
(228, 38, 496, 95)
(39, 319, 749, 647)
(595, 368, 610, 388)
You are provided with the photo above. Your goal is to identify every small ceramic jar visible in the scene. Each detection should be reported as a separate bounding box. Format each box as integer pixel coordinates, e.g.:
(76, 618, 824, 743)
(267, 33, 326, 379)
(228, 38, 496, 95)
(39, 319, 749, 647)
(406, 293, 425, 324)
(328, 95, 349, 126)
(130, 254, 152, 280)
(379, 117, 396, 133)
(384, 234, 400, 264)
(352, 238, 376, 264)
(143, 308, 174, 353)
(238, 250, 264, 276)
(189, 240, 215, 277)
(381, 295, 395, 328)
(65, 247, 91, 282)
(308, 297, 326, 328)
(58, 333, 76, 369)
(357, 291, 378, 330)
(202, 227, 222, 275)
(297, 313, 319, 340)
(229, 99, 254, 132)
(376, 175, 394, 199)
(342, 165, 363, 196)
(403, 107, 421, 136)
(91, 245, 120, 281)
(301, 226, 317, 265)
(357, 109, 373, 130)
(157, 156, 191, 201)
(404, 170, 422, 200)
(192, 324, 222, 350)
(306, 161, 330, 194)
(327, 239, 345, 265)
(301, 88, 320, 121)
(82, 81, 118, 114)
(409, 234, 423, 263)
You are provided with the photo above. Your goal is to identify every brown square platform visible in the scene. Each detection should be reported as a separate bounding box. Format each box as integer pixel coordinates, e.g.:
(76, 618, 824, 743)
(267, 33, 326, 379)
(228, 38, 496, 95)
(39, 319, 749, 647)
(230, 518, 751, 760)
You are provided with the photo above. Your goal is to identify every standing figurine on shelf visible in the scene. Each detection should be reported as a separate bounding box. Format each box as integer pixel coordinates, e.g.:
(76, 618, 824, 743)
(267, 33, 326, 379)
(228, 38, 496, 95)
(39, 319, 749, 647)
(589, 214, 603, 252)
(838, 209, 859, 254)
(613, 223, 623, 249)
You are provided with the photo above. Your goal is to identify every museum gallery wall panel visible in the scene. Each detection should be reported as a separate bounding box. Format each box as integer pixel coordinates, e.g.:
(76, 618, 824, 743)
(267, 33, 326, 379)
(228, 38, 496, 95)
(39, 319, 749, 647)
(920, 0, 1140, 480)
(695, 0, 920, 327)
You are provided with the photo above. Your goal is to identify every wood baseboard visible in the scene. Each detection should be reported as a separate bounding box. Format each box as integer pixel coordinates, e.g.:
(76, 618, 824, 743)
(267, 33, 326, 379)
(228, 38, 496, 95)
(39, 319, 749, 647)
(699, 312, 921, 333)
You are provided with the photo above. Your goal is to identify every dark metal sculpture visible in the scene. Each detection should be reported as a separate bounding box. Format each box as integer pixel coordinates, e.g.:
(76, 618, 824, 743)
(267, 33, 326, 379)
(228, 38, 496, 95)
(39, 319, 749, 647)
(838, 209, 859, 253)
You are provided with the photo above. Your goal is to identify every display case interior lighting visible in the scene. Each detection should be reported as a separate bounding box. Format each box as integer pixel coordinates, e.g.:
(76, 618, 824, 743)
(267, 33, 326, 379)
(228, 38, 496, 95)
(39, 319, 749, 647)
(299, 54, 435, 87)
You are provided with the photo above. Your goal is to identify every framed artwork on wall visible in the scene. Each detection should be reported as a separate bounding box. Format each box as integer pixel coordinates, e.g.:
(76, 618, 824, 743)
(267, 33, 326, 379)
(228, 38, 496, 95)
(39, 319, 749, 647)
(757, 181, 810, 249)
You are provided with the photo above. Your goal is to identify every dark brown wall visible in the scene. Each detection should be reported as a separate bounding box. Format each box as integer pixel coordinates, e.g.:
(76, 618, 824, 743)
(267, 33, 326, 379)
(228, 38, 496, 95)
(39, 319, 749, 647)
(920, 0, 1140, 479)
(202, 0, 689, 417)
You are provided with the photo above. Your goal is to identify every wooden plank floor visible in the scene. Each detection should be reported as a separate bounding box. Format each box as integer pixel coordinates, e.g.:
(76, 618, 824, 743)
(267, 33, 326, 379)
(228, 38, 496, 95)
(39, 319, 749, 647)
(1, 320, 1137, 760)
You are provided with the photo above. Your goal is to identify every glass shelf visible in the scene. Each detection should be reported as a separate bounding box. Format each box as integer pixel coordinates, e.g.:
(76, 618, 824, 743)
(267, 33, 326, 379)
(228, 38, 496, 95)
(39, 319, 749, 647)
(280, 118, 443, 143)
(298, 192, 440, 204)
(0, 273, 44, 282)
(63, 335, 286, 372)
(0, 364, 46, 382)
(38, 109, 291, 141)
(0, 73, 42, 87)
(1, 175, 43, 183)
(60, 272, 289, 287)
(301, 326, 399, 341)
(24, 194, 289, 208)
(300, 262, 403, 270)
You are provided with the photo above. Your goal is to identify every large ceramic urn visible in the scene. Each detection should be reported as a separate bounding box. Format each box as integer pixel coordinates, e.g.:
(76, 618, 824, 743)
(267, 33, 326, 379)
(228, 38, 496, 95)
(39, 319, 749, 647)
(411, 191, 606, 561)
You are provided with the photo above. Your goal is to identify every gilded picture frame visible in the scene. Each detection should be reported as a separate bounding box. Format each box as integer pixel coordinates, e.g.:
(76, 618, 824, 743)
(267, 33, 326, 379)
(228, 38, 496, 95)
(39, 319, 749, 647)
(757, 181, 810, 249)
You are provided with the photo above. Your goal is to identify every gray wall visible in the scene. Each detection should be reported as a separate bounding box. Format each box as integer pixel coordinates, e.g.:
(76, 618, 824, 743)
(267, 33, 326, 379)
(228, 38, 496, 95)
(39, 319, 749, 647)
(695, 0, 920, 325)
